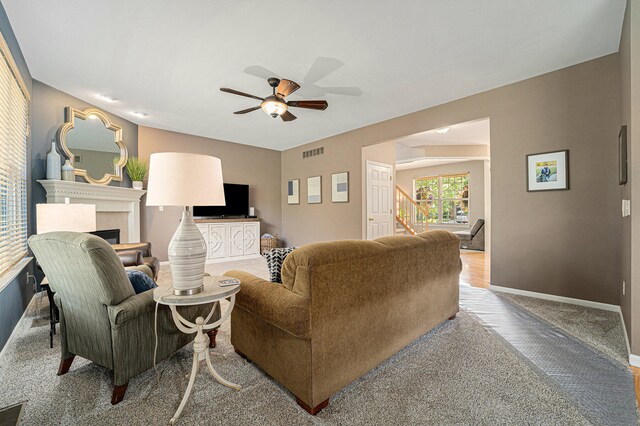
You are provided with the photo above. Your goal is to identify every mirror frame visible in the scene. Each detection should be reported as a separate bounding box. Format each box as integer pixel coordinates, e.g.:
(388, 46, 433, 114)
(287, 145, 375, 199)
(56, 107, 128, 185)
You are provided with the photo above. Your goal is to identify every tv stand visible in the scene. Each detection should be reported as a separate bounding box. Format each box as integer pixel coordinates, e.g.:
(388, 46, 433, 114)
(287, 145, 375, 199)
(194, 218, 260, 262)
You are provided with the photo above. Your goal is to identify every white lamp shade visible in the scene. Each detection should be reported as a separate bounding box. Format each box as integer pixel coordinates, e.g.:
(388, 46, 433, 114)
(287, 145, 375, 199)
(146, 152, 226, 207)
(36, 203, 97, 234)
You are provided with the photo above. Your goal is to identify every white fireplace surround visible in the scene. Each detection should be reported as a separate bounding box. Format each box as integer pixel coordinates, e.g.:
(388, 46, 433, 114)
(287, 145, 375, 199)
(37, 180, 145, 243)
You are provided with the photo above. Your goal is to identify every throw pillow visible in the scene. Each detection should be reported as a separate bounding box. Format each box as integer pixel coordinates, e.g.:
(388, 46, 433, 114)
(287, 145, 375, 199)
(126, 270, 158, 294)
(263, 247, 296, 283)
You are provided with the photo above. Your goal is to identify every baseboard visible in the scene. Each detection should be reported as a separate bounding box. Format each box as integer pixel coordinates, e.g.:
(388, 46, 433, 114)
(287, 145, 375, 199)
(619, 310, 632, 359)
(490, 285, 620, 312)
(629, 354, 640, 368)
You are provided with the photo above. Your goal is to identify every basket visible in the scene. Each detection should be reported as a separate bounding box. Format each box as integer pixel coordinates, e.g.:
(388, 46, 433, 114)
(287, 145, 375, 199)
(260, 235, 279, 254)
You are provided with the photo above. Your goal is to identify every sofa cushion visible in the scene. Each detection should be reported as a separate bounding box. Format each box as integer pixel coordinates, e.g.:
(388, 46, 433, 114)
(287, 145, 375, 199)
(126, 270, 158, 294)
(263, 247, 296, 283)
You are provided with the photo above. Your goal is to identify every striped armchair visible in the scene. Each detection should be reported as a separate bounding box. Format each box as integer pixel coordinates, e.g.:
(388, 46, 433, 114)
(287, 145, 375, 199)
(28, 232, 220, 404)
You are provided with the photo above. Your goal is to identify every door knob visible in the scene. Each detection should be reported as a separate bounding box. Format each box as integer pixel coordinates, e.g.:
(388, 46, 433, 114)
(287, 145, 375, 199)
(368, 218, 374, 221)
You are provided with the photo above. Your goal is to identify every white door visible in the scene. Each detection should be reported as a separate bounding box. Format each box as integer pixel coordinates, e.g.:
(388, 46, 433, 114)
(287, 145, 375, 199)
(243, 223, 260, 255)
(366, 161, 394, 240)
(228, 223, 244, 257)
(209, 224, 226, 259)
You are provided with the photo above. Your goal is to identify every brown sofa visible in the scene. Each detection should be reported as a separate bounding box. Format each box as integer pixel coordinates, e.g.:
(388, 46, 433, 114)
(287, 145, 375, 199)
(112, 242, 160, 280)
(225, 230, 461, 414)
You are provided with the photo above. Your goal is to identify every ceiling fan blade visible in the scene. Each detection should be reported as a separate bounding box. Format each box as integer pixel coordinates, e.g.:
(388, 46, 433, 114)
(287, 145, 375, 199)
(233, 106, 261, 114)
(276, 79, 300, 98)
(287, 100, 328, 110)
(280, 110, 297, 122)
(220, 88, 263, 101)
(303, 57, 344, 84)
(244, 65, 279, 80)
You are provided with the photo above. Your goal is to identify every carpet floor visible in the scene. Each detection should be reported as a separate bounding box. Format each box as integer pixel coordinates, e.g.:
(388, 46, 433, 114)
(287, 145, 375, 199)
(0, 258, 633, 425)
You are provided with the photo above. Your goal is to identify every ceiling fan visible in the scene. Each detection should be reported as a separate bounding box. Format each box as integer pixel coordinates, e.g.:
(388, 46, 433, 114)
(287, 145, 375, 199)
(220, 77, 328, 122)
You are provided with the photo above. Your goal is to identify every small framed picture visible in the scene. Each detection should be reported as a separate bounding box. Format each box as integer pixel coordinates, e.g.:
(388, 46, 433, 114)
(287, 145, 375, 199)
(331, 172, 349, 203)
(307, 176, 322, 204)
(526, 150, 569, 192)
(619, 126, 628, 185)
(287, 179, 299, 205)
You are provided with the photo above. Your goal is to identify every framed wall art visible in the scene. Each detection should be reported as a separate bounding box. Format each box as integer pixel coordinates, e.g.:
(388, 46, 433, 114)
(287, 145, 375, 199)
(331, 172, 349, 203)
(619, 125, 628, 185)
(307, 176, 322, 204)
(526, 150, 569, 192)
(287, 179, 300, 204)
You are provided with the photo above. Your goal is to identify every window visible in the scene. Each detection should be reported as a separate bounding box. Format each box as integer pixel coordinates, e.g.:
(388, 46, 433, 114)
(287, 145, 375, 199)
(0, 34, 30, 277)
(414, 173, 469, 224)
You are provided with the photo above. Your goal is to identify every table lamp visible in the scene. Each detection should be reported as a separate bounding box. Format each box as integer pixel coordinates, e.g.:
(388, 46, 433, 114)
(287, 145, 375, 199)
(146, 152, 225, 295)
(36, 203, 97, 234)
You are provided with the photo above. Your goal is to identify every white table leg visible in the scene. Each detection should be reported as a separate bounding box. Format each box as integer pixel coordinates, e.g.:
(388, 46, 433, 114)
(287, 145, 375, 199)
(169, 315, 241, 424)
(170, 352, 200, 425)
(205, 349, 241, 390)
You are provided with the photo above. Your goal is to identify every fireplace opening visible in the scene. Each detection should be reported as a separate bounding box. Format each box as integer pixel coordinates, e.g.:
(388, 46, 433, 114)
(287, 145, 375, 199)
(91, 229, 121, 244)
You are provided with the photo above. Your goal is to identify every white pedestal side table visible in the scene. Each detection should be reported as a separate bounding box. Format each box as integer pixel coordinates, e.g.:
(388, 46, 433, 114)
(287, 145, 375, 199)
(154, 276, 241, 424)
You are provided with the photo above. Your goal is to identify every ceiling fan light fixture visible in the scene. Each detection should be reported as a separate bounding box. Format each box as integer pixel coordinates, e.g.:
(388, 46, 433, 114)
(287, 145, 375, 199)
(261, 97, 288, 118)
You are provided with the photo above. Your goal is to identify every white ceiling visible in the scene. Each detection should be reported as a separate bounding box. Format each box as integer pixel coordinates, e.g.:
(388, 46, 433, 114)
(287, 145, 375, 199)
(4, 0, 625, 151)
(396, 158, 470, 171)
(395, 118, 491, 148)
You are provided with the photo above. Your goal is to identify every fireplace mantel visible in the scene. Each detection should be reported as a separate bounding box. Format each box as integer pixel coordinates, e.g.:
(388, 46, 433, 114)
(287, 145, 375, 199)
(37, 180, 146, 243)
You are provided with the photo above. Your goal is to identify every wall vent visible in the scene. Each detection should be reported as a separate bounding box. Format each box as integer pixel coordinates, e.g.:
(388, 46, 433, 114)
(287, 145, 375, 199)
(302, 147, 324, 159)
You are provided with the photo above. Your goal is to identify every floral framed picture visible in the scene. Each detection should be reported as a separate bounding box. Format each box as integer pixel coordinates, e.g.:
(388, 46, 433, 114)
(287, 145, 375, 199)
(526, 150, 569, 192)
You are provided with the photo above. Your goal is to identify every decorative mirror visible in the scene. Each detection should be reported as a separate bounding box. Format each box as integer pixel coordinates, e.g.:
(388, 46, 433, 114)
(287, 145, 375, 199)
(56, 107, 128, 185)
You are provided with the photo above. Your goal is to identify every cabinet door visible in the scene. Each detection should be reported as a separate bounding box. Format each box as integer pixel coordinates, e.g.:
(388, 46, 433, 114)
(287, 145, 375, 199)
(209, 224, 226, 259)
(243, 222, 260, 255)
(228, 223, 245, 257)
(196, 224, 209, 259)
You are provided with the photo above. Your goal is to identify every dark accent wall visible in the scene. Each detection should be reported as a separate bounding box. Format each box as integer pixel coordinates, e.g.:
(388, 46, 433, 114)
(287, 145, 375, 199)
(282, 53, 622, 306)
(0, 1, 33, 353)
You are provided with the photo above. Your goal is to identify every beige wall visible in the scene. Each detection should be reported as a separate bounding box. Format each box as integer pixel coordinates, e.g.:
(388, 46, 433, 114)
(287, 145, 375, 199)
(137, 126, 282, 261)
(620, 0, 640, 355)
(282, 53, 621, 305)
(396, 160, 485, 231)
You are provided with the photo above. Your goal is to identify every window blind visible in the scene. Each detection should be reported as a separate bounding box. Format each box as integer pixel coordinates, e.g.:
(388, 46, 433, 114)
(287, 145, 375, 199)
(0, 40, 29, 277)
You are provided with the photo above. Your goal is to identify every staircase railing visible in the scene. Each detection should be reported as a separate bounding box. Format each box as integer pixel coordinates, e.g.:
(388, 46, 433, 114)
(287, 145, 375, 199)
(395, 185, 429, 235)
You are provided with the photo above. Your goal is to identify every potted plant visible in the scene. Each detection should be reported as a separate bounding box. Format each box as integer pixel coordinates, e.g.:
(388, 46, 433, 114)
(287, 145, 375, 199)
(125, 157, 147, 190)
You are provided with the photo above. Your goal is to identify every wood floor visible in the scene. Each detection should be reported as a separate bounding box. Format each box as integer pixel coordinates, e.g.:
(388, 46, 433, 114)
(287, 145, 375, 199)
(459, 250, 490, 288)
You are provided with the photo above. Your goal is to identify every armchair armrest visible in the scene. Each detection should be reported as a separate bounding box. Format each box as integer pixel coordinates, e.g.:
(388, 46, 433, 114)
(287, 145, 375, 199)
(225, 270, 311, 339)
(118, 249, 143, 267)
(107, 290, 155, 326)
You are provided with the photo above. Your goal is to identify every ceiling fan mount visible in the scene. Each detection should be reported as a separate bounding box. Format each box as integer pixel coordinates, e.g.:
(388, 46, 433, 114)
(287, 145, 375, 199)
(220, 77, 328, 122)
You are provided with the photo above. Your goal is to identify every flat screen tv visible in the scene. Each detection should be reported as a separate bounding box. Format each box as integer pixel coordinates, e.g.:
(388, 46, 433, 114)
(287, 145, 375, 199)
(193, 183, 249, 218)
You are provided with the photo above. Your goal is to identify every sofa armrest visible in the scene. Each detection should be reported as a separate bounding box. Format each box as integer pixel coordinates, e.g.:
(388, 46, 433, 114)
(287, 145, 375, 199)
(118, 249, 143, 267)
(224, 270, 311, 339)
(112, 242, 152, 258)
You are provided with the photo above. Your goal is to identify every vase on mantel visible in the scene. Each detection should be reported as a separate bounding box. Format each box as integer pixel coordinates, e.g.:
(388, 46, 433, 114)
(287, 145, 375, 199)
(132, 181, 143, 190)
(62, 159, 74, 181)
(46, 140, 61, 180)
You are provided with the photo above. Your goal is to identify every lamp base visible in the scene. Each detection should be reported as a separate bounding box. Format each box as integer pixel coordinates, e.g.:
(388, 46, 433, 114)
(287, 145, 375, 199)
(168, 209, 207, 296)
(173, 284, 204, 296)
